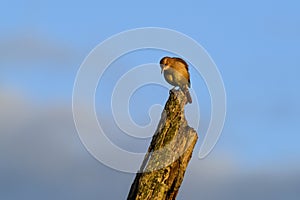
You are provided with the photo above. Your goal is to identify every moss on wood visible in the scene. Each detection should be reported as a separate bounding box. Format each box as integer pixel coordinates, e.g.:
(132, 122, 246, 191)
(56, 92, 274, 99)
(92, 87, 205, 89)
(127, 89, 198, 200)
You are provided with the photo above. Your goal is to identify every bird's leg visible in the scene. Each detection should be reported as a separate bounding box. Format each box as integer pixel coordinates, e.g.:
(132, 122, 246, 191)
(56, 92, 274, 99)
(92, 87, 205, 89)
(170, 86, 178, 100)
(171, 86, 180, 95)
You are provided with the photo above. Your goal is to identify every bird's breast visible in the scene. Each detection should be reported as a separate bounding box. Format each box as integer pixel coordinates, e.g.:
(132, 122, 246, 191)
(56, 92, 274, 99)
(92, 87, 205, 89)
(164, 69, 177, 86)
(163, 68, 189, 88)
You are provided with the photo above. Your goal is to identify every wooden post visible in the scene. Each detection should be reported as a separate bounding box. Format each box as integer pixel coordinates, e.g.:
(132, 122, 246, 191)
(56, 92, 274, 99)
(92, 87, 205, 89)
(127, 89, 198, 200)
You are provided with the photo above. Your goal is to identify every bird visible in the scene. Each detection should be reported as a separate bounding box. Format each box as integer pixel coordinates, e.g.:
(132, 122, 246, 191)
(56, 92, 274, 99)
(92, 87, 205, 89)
(160, 56, 192, 104)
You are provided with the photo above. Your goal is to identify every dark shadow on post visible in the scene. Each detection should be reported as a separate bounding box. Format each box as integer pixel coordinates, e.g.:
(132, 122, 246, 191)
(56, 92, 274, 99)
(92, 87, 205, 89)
(127, 89, 198, 200)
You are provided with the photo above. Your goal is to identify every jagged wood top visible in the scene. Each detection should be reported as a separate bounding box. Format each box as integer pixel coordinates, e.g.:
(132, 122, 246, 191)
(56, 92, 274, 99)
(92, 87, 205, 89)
(127, 89, 198, 200)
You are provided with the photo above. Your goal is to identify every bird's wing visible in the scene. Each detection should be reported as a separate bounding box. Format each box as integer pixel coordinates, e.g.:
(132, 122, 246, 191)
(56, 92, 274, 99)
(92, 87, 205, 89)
(172, 57, 191, 87)
(173, 57, 189, 71)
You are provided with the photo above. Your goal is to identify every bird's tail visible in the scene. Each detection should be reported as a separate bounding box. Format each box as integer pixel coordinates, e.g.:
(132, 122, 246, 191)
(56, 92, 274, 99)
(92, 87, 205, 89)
(183, 86, 192, 104)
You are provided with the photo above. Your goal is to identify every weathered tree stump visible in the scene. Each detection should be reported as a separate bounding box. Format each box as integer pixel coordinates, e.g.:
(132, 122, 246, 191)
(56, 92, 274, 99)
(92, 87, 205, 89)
(127, 89, 198, 200)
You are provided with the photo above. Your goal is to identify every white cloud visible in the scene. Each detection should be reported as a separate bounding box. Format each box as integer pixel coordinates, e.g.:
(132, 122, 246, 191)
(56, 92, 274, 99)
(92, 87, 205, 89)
(0, 92, 300, 200)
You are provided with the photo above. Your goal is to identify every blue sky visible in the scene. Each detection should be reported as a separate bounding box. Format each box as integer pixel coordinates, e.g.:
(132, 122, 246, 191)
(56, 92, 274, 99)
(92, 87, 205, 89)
(1, 0, 300, 199)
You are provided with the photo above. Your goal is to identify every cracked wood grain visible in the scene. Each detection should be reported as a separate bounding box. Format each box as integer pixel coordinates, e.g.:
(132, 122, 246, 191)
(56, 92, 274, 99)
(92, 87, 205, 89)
(127, 89, 198, 200)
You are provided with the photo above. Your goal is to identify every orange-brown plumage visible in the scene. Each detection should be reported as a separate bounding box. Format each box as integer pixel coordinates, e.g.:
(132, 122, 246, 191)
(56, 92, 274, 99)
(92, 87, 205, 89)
(160, 57, 192, 103)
